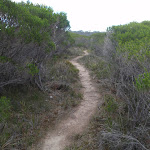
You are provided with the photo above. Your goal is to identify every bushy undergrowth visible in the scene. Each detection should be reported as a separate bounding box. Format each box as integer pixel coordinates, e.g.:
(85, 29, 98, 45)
(67, 47, 85, 57)
(47, 59, 79, 83)
(0, 2, 78, 149)
(100, 21, 150, 150)
(0, 0, 73, 90)
(69, 32, 90, 48)
(0, 54, 82, 149)
(45, 56, 82, 109)
(68, 22, 150, 150)
(0, 96, 11, 122)
(69, 32, 106, 53)
(79, 54, 110, 81)
(0, 86, 48, 149)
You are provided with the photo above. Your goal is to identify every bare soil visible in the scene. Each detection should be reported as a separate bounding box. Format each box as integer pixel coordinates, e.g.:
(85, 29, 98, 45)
(36, 51, 102, 150)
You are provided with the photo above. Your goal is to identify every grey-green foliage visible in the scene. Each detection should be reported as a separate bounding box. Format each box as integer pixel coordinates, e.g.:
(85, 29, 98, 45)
(69, 32, 106, 54)
(0, 96, 11, 122)
(79, 54, 110, 79)
(100, 21, 150, 150)
(0, 0, 73, 89)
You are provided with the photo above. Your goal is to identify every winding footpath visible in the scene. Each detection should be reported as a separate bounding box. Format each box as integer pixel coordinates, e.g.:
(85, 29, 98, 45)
(41, 51, 102, 150)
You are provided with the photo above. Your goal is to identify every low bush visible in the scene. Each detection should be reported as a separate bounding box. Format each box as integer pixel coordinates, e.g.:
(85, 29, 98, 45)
(0, 96, 11, 122)
(99, 21, 150, 150)
(78, 54, 110, 80)
(0, 0, 72, 90)
(0, 55, 82, 149)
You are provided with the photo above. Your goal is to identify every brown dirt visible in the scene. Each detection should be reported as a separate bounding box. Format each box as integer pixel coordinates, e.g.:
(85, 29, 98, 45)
(35, 51, 102, 150)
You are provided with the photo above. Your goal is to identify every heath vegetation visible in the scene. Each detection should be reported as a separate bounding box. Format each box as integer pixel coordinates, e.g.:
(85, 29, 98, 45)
(67, 21, 150, 150)
(0, 1, 150, 149)
(0, 1, 82, 149)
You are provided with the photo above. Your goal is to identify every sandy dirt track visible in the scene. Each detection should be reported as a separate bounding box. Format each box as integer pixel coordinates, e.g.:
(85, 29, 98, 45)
(41, 51, 102, 150)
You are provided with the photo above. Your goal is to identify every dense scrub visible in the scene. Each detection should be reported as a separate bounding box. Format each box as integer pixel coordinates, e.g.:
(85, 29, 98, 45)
(69, 31, 106, 53)
(69, 32, 90, 48)
(68, 22, 150, 150)
(78, 55, 110, 80)
(100, 22, 150, 150)
(0, 0, 73, 90)
(0, 1, 80, 149)
(0, 51, 83, 149)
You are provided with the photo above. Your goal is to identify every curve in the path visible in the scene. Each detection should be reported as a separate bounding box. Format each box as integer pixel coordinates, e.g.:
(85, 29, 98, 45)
(42, 51, 101, 150)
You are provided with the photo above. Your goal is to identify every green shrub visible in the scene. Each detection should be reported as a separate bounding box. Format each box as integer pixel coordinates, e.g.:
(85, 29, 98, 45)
(135, 71, 150, 90)
(109, 22, 150, 62)
(104, 95, 118, 114)
(27, 63, 39, 76)
(0, 56, 11, 63)
(47, 59, 79, 83)
(0, 96, 11, 122)
(79, 55, 110, 79)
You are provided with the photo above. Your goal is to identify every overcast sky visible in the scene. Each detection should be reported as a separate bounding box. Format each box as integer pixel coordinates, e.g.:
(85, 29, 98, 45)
(13, 0, 150, 32)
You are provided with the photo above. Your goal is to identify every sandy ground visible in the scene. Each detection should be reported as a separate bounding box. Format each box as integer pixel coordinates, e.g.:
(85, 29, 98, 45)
(37, 51, 102, 150)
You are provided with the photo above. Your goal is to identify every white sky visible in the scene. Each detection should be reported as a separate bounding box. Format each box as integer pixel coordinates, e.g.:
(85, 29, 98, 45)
(13, 0, 150, 32)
